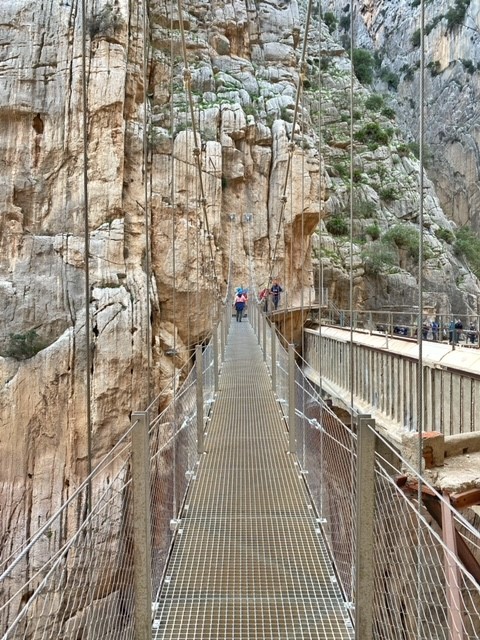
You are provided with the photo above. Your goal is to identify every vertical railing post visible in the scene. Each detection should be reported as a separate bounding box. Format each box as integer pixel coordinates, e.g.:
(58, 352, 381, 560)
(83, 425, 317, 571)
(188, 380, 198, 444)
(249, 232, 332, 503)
(288, 344, 296, 454)
(355, 414, 376, 640)
(131, 411, 153, 640)
(220, 312, 225, 361)
(262, 313, 267, 361)
(213, 325, 219, 393)
(196, 345, 204, 455)
(271, 322, 277, 394)
(224, 303, 229, 351)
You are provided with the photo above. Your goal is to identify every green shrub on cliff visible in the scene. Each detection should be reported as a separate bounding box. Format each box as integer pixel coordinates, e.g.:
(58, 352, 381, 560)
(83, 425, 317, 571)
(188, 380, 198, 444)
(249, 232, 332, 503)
(5, 330, 45, 360)
(454, 227, 480, 277)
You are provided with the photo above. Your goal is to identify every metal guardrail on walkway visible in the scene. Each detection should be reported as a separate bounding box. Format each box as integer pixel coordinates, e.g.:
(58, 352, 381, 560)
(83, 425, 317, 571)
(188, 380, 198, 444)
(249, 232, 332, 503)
(152, 319, 353, 639)
(304, 326, 480, 438)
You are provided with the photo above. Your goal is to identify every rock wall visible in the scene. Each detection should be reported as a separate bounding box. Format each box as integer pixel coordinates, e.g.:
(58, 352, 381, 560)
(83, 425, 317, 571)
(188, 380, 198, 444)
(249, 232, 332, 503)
(1, 0, 149, 556)
(1, 0, 480, 610)
(0, 0, 323, 566)
(323, 0, 480, 231)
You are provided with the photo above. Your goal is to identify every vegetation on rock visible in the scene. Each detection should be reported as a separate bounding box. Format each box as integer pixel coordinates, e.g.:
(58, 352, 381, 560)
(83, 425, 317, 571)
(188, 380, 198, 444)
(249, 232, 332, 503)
(5, 330, 45, 360)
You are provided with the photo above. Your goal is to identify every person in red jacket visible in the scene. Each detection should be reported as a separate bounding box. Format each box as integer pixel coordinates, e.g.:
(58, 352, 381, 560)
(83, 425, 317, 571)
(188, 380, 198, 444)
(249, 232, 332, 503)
(259, 286, 270, 312)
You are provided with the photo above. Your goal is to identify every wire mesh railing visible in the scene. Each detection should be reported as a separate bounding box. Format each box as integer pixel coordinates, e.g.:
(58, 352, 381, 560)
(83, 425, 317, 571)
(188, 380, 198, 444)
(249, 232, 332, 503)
(253, 305, 480, 638)
(149, 363, 198, 595)
(295, 373, 357, 605)
(0, 325, 220, 640)
(0, 438, 136, 640)
(371, 462, 480, 639)
(275, 339, 289, 416)
(295, 364, 480, 636)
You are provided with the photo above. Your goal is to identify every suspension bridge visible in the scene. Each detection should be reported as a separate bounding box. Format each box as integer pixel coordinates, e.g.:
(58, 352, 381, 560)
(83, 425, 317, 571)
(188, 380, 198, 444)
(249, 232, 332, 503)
(3, 0, 480, 636)
(2, 299, 480, 639)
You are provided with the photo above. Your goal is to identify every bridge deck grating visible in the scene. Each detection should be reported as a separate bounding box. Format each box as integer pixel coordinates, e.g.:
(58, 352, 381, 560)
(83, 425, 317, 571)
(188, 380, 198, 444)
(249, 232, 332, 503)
(152, 320, 353, 639)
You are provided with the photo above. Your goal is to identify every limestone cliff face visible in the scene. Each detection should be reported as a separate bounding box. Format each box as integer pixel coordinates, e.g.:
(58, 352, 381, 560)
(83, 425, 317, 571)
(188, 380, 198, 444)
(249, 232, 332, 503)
(0, 0, 323, 558)
(1, 0, 480, 573)
(323, 0, 480, 231)
(0, 0, 151, 555)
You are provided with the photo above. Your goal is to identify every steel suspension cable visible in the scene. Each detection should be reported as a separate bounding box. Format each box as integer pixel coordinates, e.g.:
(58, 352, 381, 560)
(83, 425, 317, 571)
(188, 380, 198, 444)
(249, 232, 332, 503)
(417, 0, 426, 480)
(288, 173, 293, 342)
(299, 81, 306, 464)
(195, 148, 200, 335)
(416, 1, 426, 637)
(348, 0, 355, 416)
(142, 0, 152, 404)
(348, 0, 356, 608)
(316, 0, 325, 524)
(268, 0, 314, 284)
(176, 0, 220, 300)
(300, 80, 305, 336)
(81, 0, 93, 510)
(223, 218, 234, 304)
(169, 6, 179, 519)
(185, 93, 191, 348)
(208, 148, 219, 327)
(245, 216, 255, 298)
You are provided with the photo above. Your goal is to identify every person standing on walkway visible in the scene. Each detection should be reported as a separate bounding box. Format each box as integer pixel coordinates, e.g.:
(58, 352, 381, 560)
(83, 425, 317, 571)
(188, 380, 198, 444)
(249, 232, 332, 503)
(448, 319, 455, 344)
(234, 290, 247, 322)
(468, 323, 477, 344)
(259, 286, 270, 312)
(270, 279, 283, 310)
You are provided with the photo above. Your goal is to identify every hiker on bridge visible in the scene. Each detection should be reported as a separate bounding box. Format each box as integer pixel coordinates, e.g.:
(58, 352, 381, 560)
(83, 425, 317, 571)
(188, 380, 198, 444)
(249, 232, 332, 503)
(270, 279, 283, 310)
(234, 289, 247, 322)
(259, 286, 270, 312)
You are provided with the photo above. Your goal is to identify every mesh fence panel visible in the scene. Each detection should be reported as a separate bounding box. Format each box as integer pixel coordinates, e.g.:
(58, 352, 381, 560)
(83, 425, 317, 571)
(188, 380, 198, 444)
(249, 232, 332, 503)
(149, 365, 198, 595)
(275, 341, 289, 421)
(293, 362, 357, 604)
(372, 467, 480, 639)
(0, 333, 216, 639)
(264, 317, 273, 373)
(0, 449, 136, 640)
(288, 340, 480, 639)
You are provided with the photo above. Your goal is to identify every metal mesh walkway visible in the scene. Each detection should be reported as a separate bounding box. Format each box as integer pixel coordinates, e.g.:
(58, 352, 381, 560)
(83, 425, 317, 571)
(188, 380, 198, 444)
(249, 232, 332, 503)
(152, 320, 353, 639)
